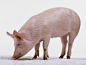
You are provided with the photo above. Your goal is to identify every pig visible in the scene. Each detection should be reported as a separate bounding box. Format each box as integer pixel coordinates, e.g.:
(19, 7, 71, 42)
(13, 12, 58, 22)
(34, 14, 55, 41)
(7, 7, 80, 60)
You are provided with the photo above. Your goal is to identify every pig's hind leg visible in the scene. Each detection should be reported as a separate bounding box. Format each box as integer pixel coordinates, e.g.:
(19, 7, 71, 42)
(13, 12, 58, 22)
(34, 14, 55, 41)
(32, 42, 40, 59)
(59, 34, 68, 58)
(67, 32, 77, 59)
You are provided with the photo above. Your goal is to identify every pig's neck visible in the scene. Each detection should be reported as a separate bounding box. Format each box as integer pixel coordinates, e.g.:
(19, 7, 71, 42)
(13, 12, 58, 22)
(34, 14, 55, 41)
(25, 39, 37, 52)
(19, 32, 32, 41)
(19, 31, 40, 46)
(18, 19, 40, 45)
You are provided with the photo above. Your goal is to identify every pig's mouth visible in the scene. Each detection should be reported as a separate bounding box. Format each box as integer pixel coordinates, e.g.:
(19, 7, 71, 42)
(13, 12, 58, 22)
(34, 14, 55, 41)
(12, 53, 23, 60)
(12, 57, 19, 60)
(12, 56, 21, 60)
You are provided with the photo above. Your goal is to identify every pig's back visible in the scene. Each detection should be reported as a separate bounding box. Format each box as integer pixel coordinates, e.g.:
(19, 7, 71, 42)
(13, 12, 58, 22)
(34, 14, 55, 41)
(34, 7, 80, 37)
(19, 7, 80, 39)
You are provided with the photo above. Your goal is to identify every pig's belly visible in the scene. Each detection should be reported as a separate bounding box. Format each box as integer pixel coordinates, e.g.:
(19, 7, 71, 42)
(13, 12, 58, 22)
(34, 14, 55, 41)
(51, 29, 70, 38)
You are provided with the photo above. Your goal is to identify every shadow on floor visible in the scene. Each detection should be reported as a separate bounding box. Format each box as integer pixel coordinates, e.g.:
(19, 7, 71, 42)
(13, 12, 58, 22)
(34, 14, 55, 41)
(0, 56, 86, 60)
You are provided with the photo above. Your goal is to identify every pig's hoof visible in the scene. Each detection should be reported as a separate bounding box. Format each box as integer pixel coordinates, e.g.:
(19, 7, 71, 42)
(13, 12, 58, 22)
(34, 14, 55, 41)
(43, 57, 47, 60)
(43, 58, 47, 60)
(32, 55, 37, 59)
(59, 56, 63, 58)
(43, 55, 49, 60)
(67, 56, 70, 59)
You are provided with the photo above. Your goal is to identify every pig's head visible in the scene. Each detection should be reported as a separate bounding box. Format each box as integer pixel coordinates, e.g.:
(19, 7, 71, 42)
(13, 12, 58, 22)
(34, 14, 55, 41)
(7, 30, 30, 60)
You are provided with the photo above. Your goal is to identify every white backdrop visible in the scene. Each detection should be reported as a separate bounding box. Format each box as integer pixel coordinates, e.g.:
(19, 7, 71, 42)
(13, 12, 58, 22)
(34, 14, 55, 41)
(0, 0, 86, 59)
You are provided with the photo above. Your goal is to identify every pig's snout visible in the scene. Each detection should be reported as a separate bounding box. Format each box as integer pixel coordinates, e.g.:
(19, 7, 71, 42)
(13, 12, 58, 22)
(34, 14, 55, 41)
(11, 53, 22, 60)
(12, 55, 20, 60)
(11, 56, 17, 60)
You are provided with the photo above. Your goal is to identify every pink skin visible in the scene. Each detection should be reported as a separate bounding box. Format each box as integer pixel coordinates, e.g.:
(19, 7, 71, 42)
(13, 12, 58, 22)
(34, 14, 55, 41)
(7, 7, 80, 60)
(7, 30, 35, 60)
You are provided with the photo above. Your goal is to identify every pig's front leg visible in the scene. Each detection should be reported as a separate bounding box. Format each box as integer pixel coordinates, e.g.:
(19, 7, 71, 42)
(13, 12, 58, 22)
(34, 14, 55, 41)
(32, 42, 40, 59)
(43, 37, 50, 60)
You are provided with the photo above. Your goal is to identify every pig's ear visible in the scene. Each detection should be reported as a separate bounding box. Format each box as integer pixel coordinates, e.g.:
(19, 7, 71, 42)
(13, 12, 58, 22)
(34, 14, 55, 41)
(6, 32, 14, 38)
(13, 30, 23, 40)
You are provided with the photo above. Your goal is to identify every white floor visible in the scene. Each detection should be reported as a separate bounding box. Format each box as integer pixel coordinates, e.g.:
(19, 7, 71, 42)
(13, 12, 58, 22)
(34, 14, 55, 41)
(0, 56, 86, 65)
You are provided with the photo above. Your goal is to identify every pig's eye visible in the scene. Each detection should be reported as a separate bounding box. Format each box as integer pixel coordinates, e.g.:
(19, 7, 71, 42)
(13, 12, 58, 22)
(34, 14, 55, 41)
(18, 44, 20, 46)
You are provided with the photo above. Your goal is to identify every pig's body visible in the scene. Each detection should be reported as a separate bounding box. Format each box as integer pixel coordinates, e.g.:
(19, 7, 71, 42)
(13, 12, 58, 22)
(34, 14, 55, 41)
(7, 7, 80, 60)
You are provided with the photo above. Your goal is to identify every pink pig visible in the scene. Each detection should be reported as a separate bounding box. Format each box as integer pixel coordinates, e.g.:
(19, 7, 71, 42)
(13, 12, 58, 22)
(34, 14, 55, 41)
(7, 7, 80, 60)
